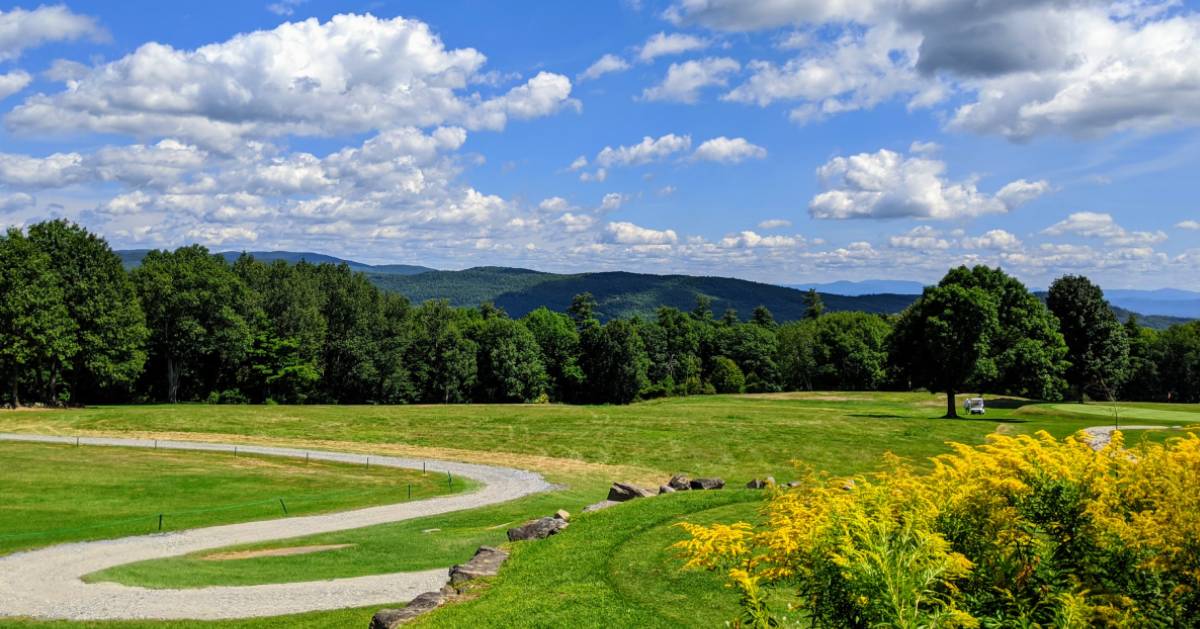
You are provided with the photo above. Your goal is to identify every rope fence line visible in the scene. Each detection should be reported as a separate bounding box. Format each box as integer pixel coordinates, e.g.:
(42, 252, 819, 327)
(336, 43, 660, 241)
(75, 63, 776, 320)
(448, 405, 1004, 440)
(0, 436, 467, 546)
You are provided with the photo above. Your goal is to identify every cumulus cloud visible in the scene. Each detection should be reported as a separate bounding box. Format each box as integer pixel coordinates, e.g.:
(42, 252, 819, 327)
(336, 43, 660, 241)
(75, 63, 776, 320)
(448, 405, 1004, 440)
(595, 133, 692, 167)
(809, 147, 1049, 220)
(0, 70, 31, 101)
(692, 136, 766, 163)
(961, 229, 1022, 250)
(719, 230, 803, 248)
(888, 226, 951, 250)
(1179, 219, 1200, 230)
(604, 221, 678, 245)
(1043, 212, 1168, 246)
(757, 218, 791, 230)
(0, 191, 35, 212)
(665, 0, 1200, 139)
(0, 5, 104, 61)
(641, 57, 739, 103)
(4, 14, 575, 148)
(578, 53, 630, 81)
(637, 32, 708, 62)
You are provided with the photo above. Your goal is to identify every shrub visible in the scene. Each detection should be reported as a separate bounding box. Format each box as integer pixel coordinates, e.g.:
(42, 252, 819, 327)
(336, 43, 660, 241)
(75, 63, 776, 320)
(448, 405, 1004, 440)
(676, 431, 1200, 628)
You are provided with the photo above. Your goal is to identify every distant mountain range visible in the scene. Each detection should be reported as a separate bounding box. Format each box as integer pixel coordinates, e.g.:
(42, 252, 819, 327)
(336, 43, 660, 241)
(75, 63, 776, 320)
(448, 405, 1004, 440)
(115, 250, 1196, 329)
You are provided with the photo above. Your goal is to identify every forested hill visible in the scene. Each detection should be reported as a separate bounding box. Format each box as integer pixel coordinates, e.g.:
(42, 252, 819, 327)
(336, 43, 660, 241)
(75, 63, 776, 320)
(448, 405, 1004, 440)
(115, 251, 1192, 328)
(368, 266, 914, 321)
(117, 249, 432, 275)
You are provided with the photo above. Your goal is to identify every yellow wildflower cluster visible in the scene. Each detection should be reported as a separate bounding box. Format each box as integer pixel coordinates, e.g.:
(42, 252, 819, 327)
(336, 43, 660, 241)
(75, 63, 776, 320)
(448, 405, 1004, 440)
(676, 431, 1200, 628)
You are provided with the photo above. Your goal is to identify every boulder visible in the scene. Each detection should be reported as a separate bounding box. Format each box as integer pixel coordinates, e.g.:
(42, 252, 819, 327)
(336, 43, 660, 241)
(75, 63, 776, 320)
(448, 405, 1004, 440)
(658, 485, 676, 494)
(507, 516, 568, 542)
(448, 546, 509, 584)
(841, 479, 856, 491)
(689, 477, 725, 490)
(607, 482, 656, 502)
(667, 474, 691, 491)
(553, 509, 571, 522)
(369, 585, 456, 628)
(746, 477, 776, 489)
(786, 480, 803, 488)
(583, 499, 619, 512)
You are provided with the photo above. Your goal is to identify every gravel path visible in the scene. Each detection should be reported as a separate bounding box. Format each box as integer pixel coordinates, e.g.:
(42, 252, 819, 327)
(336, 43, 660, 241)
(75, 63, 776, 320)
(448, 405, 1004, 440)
(0, 433, 554, 621)
(1082, 425, 1168, 450)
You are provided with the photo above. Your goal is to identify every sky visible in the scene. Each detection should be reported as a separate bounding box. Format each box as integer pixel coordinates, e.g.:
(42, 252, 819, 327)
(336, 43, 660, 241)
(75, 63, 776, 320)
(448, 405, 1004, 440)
(0, 1, 1199, 289)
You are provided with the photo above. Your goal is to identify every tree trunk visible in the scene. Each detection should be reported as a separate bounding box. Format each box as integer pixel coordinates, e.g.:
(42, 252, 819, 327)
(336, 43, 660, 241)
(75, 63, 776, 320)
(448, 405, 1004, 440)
(167, 357, 181, 404)
(945, 390, 958, 419)
(11, 376, 20, 408)
(49, 363, 59, 406)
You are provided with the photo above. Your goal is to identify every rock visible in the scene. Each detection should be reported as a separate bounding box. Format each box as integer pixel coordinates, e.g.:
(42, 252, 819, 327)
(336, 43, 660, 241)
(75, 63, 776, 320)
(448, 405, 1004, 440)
(506, 516, 568, 542)
(553, 509, 571, 521)
(746, 477, 776, 489)
(689, 477, 725, 490)
(583, 499, 619, 512)
(448, 546, 509, 584)
(841, 479, 856, 491)
(668, 474, 691, 491)
(607, 482, 656, 502)
(658, 485, 676, 494)
(786, 480, 803, 488)
(369, 585, 456, 628)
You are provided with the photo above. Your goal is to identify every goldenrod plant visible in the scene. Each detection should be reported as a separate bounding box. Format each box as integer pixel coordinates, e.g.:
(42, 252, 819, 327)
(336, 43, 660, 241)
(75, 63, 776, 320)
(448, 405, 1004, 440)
(677, 431, 1200, 628)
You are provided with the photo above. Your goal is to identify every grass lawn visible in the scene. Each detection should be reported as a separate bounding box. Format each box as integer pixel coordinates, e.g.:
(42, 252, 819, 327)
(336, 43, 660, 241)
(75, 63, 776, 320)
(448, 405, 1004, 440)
(0, 442, 470, 556)
(2, 393, 1197, 628)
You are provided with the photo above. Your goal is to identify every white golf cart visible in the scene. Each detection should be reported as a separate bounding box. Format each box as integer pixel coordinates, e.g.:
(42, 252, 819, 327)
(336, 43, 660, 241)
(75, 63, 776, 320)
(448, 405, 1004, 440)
(963, 397, 986, 415)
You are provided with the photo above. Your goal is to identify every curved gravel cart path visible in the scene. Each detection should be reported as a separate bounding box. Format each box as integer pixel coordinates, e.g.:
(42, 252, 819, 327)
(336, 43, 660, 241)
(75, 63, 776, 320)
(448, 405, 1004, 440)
(0, 433, 554, 621)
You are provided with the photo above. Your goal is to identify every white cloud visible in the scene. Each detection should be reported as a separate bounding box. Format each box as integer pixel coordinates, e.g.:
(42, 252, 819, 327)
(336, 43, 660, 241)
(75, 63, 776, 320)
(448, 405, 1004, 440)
(641, 57, 739, 103)
(909, 140, 940, 155)
(578, 53, 630, 81)
(1043, 212, 1168, 246)
(0, 191, 35, 212)
(888, 226, 951, 250)
(1178, 220, 1200, 230)
(538, 196, 570, 213)
(996, 179, 1052, 208)
(599, 192, 628, 211)
(186, 225, 258, 245)
(0, 70, 31, 101)
(638, 32, 708, 62)
(604, 221, 678, 244)
(960, 229, 1022, 250)
(667, 1, 1200, 140)
(0, 5, 103, 62)
(692, 136, 766, 163)
(5, 14, 575, 148)
(579, 167, 608, 183)
(809, 147, 1049, 220)
(757, 218, 791, 230)
(595, 133, 692, 167)
(568, 155, 588, 171)
(266, 0, 306, 17)
(557, 212, 596, 233)
(719, 230, 803, 248)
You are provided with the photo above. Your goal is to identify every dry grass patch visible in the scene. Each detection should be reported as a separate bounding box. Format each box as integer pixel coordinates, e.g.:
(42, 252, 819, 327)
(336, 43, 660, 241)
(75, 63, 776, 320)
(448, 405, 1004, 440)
(201, 544, 354, 561)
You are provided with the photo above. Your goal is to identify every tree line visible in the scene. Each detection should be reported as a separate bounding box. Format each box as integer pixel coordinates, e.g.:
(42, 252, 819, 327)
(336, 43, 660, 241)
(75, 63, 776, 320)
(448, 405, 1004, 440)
(2, 221, 1196, 411)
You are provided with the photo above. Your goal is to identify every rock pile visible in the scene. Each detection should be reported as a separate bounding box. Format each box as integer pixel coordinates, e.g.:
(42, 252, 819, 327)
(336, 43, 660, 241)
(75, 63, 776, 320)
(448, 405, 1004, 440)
(371, 546, 510, 628)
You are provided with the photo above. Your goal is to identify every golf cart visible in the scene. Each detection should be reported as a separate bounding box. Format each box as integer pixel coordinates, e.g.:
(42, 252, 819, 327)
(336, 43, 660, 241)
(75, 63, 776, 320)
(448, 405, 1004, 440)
(963, 397, 986, 415)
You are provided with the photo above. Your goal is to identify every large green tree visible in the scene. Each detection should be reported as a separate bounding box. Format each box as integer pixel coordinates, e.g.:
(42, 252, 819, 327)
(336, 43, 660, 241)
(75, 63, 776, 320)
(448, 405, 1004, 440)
(26, 220, 148, 403)
(939, 266, 1068, 400)
(579, 318, 649, 404)
(1046, 275, 1130, 402)
(406, 300, 477, 403)
(889, 283, 1000, 418)
(470, 315, 548, 402)
(132, 246, 252, 402)
(522, 307, 584, 402)
(0, 229, 77, 406)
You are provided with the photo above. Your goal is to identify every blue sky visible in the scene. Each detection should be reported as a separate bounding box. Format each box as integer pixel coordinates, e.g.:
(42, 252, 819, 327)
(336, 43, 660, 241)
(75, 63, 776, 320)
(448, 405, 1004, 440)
(1, 1, 1199, 289)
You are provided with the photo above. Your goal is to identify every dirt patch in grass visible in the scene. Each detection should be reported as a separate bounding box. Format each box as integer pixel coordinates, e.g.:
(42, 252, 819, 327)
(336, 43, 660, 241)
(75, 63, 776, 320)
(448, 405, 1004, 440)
(201, 544, 355, 561)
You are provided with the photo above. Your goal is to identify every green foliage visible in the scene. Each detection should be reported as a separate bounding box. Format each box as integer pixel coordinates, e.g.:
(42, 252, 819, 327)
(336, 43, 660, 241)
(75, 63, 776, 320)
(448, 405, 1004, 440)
(0, 228, 78, 406)
(1048, 275, 1131, 401)
(709, 356, 746, 393)
(469, 315, 548, 402)
(522, 307, 584, 401)
(891, 282, 1000, 417)
(406, 300, 477, 403)
(579, 318, 649, 404)
(26, 220, 148, 401)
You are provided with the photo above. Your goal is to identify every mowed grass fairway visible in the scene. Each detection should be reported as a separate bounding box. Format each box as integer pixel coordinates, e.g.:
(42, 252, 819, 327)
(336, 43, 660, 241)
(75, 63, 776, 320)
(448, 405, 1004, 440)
(2, 393, 1196, 628)
(0, 442, 470, 555)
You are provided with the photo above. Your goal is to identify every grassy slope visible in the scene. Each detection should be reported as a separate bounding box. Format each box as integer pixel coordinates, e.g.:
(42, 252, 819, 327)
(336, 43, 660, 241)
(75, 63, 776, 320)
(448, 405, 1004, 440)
(0, 442, 469, 556)
(3, 395, 1196, 628)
